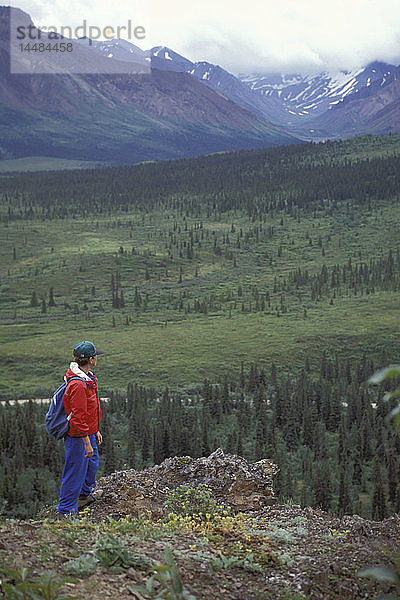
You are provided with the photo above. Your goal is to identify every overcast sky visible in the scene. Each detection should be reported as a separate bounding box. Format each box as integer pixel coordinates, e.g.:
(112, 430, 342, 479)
(11, 0, 400, 74)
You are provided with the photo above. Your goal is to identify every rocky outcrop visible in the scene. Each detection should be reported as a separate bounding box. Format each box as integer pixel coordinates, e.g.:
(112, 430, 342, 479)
(93, 448, 279, 519)
(151, 448, 279, 511)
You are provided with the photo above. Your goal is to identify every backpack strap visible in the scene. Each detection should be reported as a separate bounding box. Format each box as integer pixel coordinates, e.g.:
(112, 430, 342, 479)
(66, 376, 87, 389)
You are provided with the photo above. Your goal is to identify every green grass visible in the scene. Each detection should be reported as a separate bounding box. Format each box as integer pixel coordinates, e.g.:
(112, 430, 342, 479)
(1, 291, 398, 394)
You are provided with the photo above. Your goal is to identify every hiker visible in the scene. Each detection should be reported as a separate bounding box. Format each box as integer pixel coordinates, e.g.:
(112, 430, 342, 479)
(57, 341, 104, 515)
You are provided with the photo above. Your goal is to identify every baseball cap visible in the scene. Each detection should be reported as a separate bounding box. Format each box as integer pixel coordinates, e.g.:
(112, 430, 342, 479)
(74, 341, 104, 358)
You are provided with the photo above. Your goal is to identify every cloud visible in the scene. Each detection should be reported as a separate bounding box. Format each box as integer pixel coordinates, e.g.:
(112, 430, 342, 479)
(161, 0, 400, 73)
(10, 0, 400, 74)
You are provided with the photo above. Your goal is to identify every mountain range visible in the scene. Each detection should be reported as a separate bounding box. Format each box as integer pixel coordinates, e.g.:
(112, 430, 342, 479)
(141, 45, 400, 139)
(1, 6, 400, 167)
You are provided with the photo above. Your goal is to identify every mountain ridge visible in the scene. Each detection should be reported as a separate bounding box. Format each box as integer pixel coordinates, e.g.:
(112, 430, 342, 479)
(144, 44, 400, 137)
(0, 6, 300, 164)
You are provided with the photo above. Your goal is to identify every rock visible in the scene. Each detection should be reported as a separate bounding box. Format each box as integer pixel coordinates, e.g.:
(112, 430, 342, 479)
(93, 449, 278, 518)
(150, 448, 278, 510)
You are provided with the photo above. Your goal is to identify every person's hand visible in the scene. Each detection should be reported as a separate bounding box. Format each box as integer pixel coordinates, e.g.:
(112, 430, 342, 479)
(95, 431, 103, 446)
(84, 438, 94, 458)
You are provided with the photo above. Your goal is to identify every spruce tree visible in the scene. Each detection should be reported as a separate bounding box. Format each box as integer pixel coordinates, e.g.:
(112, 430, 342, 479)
(313, 462, 332, 511)
(302, 404, 314, 448)
(237, 429, 243, 457)
(201, 414, 210, 457)
(102, 420, 117, 475)
(371, 460, 387, 520)
(386, 447, 398, 505)
(127, 419, 136, 469)
(48, 287, 56, 307)
(254, 420, 265, 461)
(337, 464, 353, 517)
(153, 422, 164, 464)
(30, 291, 39, 307)
(142, 424, 152, 464)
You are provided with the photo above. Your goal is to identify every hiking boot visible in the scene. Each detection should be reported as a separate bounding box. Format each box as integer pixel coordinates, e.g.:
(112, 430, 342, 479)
(77, 489, 103, 510)
(77, 494, 96, 509)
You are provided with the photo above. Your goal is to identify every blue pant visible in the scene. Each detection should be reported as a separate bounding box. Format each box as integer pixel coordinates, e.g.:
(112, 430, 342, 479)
(58, 434, 99, 514)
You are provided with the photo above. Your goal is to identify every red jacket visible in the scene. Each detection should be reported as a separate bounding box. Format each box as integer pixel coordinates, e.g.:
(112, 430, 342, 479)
(64, 363, 101, 437)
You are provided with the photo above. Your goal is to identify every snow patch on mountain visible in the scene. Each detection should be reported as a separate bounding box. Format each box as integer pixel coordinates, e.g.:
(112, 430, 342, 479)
(237, 63, 398, 124)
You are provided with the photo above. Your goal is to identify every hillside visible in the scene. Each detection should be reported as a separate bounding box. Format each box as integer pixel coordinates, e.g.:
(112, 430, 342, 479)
(1, 451, 399, 600)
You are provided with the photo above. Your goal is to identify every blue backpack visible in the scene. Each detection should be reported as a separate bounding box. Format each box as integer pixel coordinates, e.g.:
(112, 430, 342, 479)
(45, 376, 86, 440)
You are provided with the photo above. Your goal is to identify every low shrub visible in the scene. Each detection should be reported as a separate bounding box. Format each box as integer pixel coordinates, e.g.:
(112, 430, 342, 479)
(163, 483, 229, 520)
